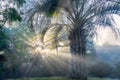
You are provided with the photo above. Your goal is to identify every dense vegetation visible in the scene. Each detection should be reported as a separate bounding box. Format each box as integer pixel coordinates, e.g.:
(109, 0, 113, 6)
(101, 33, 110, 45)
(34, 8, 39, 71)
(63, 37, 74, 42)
(0, 0, 120, 80)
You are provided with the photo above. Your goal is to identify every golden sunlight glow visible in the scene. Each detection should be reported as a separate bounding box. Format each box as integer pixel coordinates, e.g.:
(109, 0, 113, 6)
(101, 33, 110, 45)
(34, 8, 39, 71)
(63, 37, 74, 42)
(28, 33, 70, 59)
(25, 33, 71, 74)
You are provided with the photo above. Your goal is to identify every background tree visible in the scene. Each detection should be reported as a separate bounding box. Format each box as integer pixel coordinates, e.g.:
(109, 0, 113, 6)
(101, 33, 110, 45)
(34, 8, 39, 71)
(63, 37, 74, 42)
(88, 61, 113, 78)
(113, 62, 120, 79)
(0, 0, 26, 79)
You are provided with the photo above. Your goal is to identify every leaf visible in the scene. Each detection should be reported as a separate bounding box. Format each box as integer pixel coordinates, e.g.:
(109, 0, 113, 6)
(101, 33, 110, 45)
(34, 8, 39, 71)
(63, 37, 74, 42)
(2, 8, 22, 22)
(41, 0, 59, 17)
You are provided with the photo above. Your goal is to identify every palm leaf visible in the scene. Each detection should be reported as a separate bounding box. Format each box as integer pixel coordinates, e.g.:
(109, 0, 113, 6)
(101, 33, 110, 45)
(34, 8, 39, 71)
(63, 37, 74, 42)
(2, 8, 22, 22)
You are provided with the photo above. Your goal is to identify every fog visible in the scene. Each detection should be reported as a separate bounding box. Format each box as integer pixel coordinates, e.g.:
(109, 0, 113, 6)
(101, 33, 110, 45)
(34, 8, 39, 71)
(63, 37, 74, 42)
(94, 15, 120, 64)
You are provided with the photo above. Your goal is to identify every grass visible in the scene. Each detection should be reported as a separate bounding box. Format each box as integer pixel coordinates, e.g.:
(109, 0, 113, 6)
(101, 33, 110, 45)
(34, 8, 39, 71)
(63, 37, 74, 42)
(89, 78, 119, 80)
(7, 77, 69, 80)
(7, 77, 119, 80)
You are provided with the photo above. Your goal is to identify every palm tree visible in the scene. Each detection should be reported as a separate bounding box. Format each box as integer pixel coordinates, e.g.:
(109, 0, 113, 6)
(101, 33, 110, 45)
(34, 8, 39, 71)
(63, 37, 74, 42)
(27, 0, 120, 80)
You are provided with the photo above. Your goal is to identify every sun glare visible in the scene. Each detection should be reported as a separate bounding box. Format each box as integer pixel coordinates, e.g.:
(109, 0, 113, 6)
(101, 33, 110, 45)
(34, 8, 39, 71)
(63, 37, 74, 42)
(28, 33, 70, 59)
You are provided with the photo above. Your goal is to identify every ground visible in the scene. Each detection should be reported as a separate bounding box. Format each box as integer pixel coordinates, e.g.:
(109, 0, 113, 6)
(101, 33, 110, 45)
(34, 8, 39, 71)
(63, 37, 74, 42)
(7, 77, 119, 80)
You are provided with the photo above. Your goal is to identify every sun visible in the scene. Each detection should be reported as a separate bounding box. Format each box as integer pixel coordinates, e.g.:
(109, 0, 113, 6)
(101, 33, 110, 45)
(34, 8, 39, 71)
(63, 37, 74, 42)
(28, 33, 58, 58)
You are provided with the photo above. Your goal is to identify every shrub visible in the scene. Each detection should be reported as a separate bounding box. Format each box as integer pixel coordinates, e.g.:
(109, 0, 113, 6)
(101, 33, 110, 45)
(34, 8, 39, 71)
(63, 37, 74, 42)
(113, 62, 120, 79)
(88, 61, 113, 78)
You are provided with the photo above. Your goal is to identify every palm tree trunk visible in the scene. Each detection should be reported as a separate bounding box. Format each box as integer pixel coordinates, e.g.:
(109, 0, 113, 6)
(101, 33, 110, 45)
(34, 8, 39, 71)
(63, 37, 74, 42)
(68, 27, 88, 80)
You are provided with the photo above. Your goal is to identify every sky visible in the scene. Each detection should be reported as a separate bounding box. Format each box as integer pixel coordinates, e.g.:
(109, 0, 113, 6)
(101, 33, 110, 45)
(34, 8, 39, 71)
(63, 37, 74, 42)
(94, 14, 120, 46)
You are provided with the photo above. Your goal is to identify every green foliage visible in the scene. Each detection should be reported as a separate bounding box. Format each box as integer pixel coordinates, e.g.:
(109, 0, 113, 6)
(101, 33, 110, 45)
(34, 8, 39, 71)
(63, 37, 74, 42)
(0, 25, 8, 51)
(8, 23, 34, 55)
(40, 0, 59, 17)
(89, 78, 119, 80)
(0, 0, 25, 79)
(2, 8, 22, 22)
(0, 26, 6, 39)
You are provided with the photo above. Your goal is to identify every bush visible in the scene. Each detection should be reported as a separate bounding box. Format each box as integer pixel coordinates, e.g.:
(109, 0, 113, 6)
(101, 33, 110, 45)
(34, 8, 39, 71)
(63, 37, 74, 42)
(88, 61, 113, 78)
(113, 62, 120, 79)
